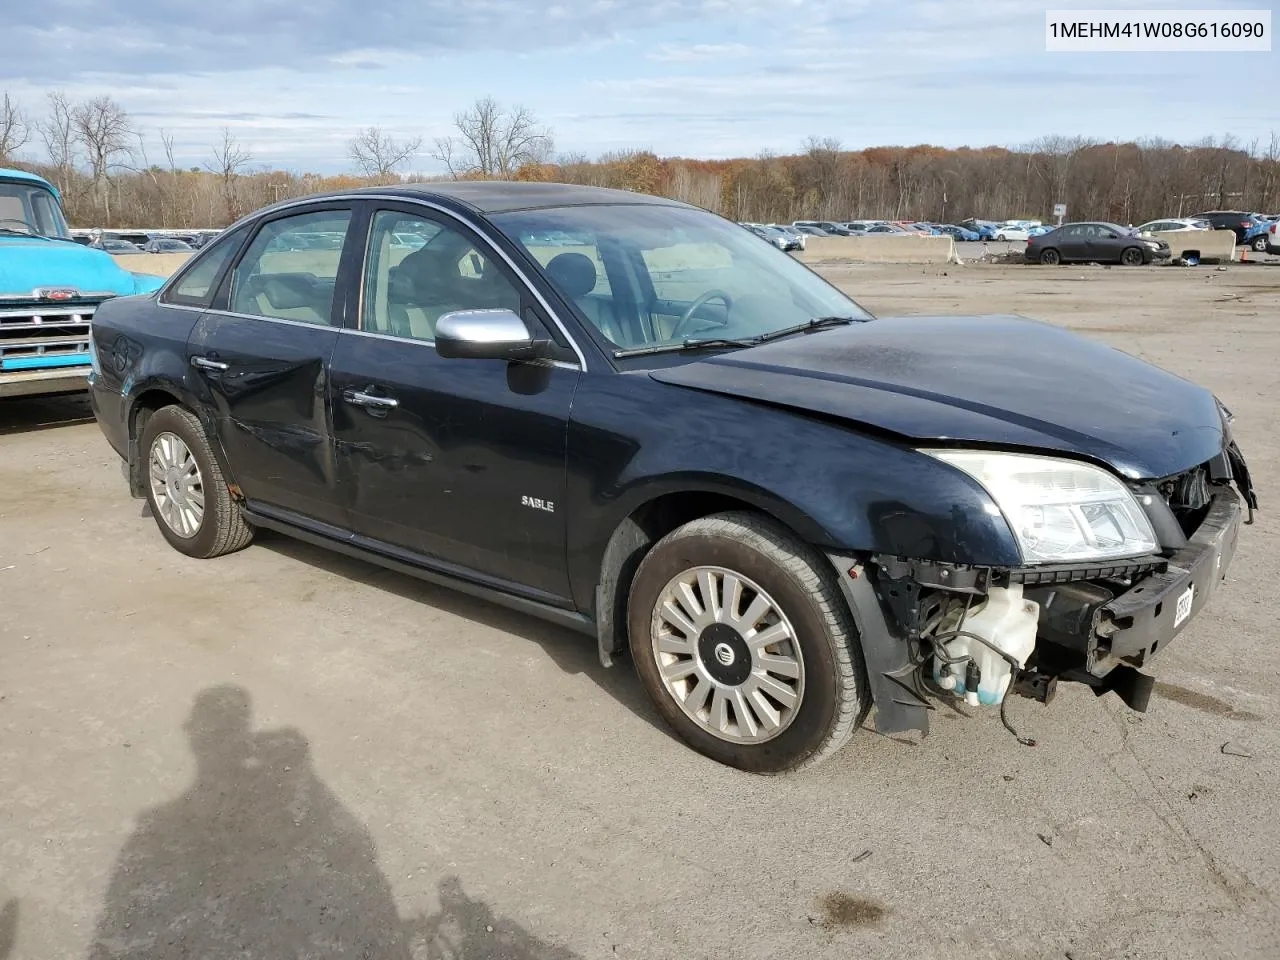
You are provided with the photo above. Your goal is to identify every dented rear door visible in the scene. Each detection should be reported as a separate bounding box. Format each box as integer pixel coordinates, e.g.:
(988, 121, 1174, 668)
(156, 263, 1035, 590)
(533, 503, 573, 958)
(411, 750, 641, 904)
(185, 205, 354, 526)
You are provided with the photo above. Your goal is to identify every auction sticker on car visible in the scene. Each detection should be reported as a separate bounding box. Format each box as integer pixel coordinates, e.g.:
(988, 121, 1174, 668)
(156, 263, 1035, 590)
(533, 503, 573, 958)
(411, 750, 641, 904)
(1174, 584, 1195, 628)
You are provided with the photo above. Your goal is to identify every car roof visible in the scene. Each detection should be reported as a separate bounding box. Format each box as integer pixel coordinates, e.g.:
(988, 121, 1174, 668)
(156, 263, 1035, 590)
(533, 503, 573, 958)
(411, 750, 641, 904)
(257, 181, 693, 219)
(0, 167, 60, 200)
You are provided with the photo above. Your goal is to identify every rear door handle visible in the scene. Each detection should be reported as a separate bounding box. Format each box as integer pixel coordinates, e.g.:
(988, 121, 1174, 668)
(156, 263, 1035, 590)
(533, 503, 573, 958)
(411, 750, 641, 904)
(343, 388, 400, 410)
(191, 355, 229, 371)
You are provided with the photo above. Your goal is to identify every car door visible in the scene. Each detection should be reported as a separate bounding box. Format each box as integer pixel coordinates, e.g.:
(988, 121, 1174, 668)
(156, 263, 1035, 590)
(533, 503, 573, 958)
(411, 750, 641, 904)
(1086, 225, 1122, 261)
(186, 204, 355, 526)
(327, 202, 581, 601)
(1054, 225, 1084, 260)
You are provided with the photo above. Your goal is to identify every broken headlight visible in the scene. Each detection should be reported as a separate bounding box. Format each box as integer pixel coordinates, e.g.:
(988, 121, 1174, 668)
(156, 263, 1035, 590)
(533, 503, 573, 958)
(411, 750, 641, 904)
(926, 450, 1159, 565)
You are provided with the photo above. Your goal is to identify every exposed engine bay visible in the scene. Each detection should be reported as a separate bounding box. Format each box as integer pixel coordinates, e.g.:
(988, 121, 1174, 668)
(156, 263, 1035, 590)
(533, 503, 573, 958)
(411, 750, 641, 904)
(836, 443, 1258, 741)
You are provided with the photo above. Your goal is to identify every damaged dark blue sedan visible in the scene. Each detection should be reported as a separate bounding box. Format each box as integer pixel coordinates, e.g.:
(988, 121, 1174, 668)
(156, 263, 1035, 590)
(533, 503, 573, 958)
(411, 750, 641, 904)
(87, 183, 1257, 772)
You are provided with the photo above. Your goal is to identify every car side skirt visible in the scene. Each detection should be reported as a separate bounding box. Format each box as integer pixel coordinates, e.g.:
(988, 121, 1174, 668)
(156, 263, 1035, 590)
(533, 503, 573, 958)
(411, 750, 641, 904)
(242, 502, 596, 638)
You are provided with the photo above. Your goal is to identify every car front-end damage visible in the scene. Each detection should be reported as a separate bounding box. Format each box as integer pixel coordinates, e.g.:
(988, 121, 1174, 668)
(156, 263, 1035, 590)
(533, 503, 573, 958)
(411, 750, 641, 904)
(827, 437, 1258, 737)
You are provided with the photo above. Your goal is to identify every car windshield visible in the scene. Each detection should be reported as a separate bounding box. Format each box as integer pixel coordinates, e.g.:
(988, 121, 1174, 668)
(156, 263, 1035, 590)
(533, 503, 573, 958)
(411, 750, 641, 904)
(494, 204, 871, 353)
(0, 181, 70, 238)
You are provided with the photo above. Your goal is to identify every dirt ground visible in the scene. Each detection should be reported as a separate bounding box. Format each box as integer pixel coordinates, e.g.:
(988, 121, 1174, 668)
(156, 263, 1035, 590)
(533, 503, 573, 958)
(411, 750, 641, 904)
(1, 261, 1277, 960)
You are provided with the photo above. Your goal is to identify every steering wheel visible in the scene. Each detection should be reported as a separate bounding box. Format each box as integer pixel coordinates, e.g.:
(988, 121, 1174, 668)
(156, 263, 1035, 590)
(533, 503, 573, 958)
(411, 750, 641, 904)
(670, 289, 734, 340)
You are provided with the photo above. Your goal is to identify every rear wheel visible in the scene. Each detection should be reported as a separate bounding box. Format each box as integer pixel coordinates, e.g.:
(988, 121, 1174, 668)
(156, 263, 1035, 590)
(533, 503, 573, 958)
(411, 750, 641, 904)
(1038, 248, 1061, 266)
(140, 405, 253, 559)
(628, 512, 869, 773)
(1120, 246, 1145, 266)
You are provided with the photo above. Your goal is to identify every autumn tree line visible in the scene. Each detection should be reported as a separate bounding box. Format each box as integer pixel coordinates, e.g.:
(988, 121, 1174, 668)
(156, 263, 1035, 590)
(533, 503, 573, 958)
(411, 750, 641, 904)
(2, 90, 1278, 230)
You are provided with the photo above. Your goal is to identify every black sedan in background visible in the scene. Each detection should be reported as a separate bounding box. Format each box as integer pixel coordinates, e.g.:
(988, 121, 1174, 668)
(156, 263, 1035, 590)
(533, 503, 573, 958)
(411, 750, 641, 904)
(1026, 222, 1171, 265)
(86, 182, 1253, 772)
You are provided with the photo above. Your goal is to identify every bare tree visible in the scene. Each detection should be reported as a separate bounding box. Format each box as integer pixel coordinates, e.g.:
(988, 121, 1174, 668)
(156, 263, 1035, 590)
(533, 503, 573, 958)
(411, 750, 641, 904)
(38, 91, 78, 197)
(0, 91, 29, 163)
(72, 96, 135, 223)
(431, 97, 553, 179)
(205, 127, 253, 221)
(348, 126, 422, 178)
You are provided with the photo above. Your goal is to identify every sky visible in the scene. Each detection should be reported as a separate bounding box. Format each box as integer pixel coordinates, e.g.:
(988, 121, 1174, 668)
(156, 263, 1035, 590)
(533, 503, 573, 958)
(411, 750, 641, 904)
(3, 0, 1277, 174)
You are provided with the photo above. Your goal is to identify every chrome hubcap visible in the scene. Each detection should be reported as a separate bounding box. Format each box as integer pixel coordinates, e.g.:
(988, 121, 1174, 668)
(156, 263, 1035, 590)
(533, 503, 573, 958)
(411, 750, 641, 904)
(148, 432, 205, 538)
(650, 565, 804, 744)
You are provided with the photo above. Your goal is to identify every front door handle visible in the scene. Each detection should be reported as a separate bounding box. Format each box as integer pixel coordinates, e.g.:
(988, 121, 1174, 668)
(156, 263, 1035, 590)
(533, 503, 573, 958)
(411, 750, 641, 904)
(191, 355, 229, 371)
(343, 388, 400, 411)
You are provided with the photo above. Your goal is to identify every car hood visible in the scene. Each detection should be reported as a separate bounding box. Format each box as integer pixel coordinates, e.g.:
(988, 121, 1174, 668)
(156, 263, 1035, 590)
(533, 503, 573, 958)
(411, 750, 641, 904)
(0, 236, 144, 297)
(648, 315, 1224, 480)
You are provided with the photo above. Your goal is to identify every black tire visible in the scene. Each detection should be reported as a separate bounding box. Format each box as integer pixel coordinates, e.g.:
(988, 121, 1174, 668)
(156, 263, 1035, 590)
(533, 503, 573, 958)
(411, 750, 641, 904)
(1038, 248, 1061, 266)
(1251, 235, 1268, 252)
(139, 405, 253, 559)
(627, 511, 869, 773)
(1120, 246, 1145, 266)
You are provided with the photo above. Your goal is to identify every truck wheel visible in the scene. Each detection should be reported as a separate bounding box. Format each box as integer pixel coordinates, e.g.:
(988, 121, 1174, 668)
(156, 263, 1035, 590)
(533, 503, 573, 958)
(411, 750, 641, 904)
(140, 405, 253, 559)
(627, 511, 869, 773)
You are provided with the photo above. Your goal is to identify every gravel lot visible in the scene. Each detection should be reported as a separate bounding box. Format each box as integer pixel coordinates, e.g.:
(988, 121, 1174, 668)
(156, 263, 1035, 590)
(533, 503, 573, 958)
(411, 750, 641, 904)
(2, 261, 1277, 960)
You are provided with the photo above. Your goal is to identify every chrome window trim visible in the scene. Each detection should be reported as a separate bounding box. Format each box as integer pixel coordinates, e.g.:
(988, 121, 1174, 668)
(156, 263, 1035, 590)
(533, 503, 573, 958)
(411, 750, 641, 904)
(197, 308, 343, 330)
(200, 192, 588, 371)
(336, 327, 578, 371)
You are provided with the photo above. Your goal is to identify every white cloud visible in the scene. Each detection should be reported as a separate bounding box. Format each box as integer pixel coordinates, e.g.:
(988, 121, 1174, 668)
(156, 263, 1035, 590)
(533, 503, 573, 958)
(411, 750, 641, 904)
(646, 43, 752, 62)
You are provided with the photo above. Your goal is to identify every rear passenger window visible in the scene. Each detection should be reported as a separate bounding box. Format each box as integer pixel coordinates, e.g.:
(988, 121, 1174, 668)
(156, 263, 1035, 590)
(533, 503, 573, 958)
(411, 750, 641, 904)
(229, 210, 351, 325)
(165, 226, 246, 307)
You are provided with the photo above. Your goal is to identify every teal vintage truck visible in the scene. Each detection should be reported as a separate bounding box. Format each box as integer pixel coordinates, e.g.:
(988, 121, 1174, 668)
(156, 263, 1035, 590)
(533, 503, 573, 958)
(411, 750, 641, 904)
(1, 168, 164, 398)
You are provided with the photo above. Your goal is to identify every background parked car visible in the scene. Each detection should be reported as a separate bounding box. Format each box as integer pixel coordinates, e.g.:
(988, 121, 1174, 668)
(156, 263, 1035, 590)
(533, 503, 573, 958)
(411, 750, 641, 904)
(842, 220, 882, 232)
(743, 223, 801, 251)
(864, 223, 910, 235)
(100, 238, 143, 254)
(143, 237, 195, 253)
(1242, 218, 1274, 251)
(768, 224, 807, 250)
(1027, 222, 1171, 265)
(958, 219, 999, 240)
(1027, 225, 1053, 238)
(935, 224, 981, 241)
(1266, 219, 1280, 254)
(792, 224, 831, 237)
(793, 220, 853, 236)
(1137, 218, 1209, 233)
(1189, 211, 1263, 244)
(994, 224, 1031, 241)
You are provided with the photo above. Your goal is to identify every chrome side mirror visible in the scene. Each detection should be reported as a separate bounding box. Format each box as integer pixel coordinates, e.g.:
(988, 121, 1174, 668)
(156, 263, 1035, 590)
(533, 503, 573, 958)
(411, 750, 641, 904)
(434, 309, 548, 361)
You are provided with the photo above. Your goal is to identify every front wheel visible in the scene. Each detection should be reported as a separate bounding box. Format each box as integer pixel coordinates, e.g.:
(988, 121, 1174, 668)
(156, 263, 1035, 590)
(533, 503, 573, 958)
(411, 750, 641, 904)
(628, 512, 869, 773)
(1038, 248, 1061, 266)
(1252, 235, 1269, 252)
(140, 405, 254, 559)
(1120, 246, 1145, 266)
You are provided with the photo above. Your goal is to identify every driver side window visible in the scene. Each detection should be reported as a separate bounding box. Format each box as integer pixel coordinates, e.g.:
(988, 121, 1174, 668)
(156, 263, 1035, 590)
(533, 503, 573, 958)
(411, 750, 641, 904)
(362, 210, 522, 342)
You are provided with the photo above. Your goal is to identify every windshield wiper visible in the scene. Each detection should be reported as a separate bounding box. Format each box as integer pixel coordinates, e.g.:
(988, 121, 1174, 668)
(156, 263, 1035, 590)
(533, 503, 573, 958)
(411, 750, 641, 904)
(613, 337, 757, 358)
(751, 315, 859, 344)
(612, 316, 860, 358)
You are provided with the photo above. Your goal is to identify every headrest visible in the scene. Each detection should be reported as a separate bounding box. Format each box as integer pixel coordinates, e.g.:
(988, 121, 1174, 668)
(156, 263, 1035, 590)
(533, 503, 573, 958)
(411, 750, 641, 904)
(544, 252, 596, 299)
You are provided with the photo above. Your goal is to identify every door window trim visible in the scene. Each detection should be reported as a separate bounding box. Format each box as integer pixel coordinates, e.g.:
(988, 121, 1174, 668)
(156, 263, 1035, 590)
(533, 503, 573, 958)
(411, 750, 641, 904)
(231, 193, 588, 370)
(346, 200, 584, 369)
(157, 224, 252, 308)
(209, 201, 357, 324)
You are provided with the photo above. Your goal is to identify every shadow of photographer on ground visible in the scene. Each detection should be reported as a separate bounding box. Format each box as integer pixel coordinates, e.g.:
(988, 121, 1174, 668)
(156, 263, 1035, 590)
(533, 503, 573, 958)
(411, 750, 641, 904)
(88, 684, 578, 960)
